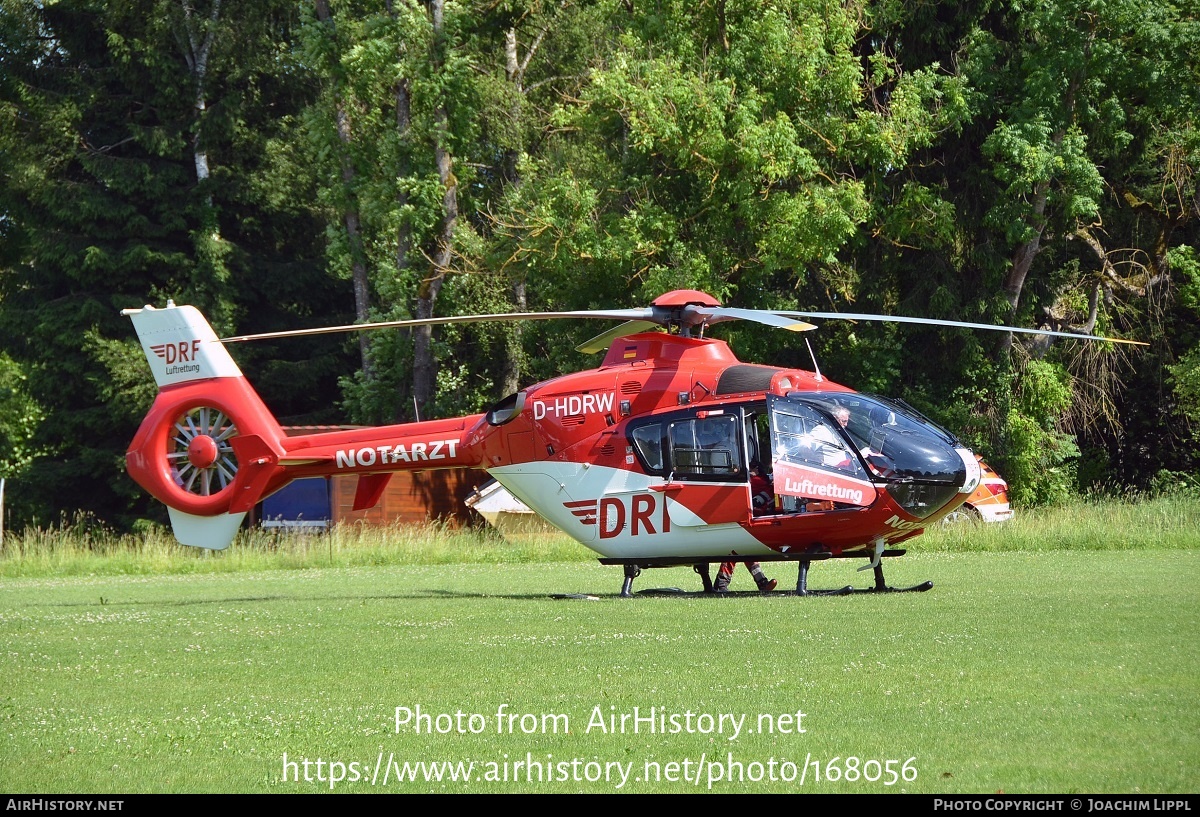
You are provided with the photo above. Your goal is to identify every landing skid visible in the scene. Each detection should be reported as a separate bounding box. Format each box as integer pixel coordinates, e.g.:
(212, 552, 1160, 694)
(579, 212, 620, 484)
(601, 549, 928, 597)
(794, 559, 932, 596)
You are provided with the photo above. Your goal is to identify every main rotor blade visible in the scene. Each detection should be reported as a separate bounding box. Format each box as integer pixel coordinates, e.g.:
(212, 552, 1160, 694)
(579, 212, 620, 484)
(777, 311, 1148, 346)
(689, 306, 817, 333)
(221, 308, 655, 343)
(576, 321, 662, 354)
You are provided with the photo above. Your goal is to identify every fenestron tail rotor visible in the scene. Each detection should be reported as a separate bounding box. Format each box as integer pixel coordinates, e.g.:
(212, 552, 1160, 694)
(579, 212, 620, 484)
(168, 406, 239, 498)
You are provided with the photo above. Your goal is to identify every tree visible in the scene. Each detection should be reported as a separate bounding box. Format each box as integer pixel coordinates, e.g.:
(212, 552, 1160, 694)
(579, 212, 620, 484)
(0, 0, 345, 527)
(300, 0, 483, 423)
(837, 0, 1199, 500)
(0, 353, 43, 515)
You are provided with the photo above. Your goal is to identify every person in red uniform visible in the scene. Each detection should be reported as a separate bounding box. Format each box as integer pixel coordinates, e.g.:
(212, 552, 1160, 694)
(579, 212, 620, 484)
(714, 461, 778, 593)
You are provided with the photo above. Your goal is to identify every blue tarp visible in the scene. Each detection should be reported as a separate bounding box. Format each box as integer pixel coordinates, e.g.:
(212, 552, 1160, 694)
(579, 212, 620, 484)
(261, 477, 331, 526)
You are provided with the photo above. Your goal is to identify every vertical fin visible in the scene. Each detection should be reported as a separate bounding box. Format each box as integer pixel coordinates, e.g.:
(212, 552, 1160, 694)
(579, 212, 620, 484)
(123, 303, 242, 387)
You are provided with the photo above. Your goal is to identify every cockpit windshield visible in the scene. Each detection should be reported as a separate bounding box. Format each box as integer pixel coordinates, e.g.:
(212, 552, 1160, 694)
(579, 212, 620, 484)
(781, 392, 969, 518)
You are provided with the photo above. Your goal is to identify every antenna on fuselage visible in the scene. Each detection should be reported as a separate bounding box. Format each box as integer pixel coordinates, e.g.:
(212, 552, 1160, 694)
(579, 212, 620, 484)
(806, 338, 824, 382)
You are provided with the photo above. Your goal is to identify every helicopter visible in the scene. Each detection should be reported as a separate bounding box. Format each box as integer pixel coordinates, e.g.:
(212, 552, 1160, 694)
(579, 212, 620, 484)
(122, 289, 1143, 597)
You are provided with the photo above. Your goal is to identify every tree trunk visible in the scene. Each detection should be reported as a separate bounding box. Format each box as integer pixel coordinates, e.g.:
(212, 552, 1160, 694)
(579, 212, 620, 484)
(412, 0, 458, 418)
(496, 15, 554, 393)
(997, 180, 1050, 356)
(501, 278, 527, 395)
(177, 0, 221, 202)
(997, 69, 1081, 357)
(314, 0, 373, 378)
(387, 0, 413, 277)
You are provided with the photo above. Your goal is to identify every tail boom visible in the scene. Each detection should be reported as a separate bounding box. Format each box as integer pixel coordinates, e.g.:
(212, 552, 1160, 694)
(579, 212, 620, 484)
(275, 416, 486, 479)
(125, 301, 491, 549)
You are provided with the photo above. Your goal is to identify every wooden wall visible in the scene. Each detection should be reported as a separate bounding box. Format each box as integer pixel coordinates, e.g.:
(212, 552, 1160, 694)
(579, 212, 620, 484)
(331, 469, 483, 527)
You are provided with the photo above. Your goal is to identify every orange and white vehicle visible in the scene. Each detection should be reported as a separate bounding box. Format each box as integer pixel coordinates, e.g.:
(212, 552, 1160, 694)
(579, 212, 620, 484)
(943, 458, 1013, 524)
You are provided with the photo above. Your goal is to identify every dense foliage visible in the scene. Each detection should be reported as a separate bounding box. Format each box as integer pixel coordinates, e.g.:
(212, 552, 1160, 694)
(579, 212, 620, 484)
(2, 0, 1197, 528)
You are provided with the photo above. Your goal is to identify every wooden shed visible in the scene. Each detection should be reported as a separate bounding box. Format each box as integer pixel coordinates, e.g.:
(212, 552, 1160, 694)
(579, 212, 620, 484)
(259, 427, 485, 529)
(331, 468, 481, 527)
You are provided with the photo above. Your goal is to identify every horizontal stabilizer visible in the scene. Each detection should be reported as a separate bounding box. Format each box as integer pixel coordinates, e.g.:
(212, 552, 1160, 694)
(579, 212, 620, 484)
(228, 434, 284, 514)
(353, 473, 393, 511)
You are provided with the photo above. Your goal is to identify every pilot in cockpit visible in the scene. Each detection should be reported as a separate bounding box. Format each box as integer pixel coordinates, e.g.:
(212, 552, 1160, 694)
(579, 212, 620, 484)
(802, 408, 853, 469)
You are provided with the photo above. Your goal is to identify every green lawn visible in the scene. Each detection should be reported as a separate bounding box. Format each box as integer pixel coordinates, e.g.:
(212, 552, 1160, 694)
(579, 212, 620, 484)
(2, 548, 1197, 793)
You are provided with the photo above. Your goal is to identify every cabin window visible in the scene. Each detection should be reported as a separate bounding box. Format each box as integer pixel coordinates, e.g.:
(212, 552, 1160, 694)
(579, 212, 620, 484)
(668, 414, 743, 479)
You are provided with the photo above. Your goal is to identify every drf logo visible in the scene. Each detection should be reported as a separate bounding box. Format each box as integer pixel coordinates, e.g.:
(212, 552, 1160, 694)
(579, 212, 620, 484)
(564, 494, 671, 539)
(151, 340, 202, 365)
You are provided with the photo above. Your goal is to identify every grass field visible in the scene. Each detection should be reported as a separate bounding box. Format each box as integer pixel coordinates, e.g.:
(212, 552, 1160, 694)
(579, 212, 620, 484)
(1, 497, 1198, 793)
(3, 491, 1198, 579)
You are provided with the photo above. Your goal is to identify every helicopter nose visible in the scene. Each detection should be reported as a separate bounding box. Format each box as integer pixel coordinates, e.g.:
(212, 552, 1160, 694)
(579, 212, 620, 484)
(880, 440, 976, 520)
(956, 449, 982, 495)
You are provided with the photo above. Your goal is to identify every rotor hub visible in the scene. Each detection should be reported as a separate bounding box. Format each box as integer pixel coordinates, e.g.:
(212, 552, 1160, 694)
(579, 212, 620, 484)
(651, 289, 721, 308)
(187, 434, 220, 469)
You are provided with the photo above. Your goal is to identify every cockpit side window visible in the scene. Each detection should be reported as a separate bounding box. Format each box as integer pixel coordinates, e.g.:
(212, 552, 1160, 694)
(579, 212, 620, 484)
(785, 392, 968, 516)
(765, 394, 878, 510)
(771, 405, 864, 476)
(629, 423, 664, 473)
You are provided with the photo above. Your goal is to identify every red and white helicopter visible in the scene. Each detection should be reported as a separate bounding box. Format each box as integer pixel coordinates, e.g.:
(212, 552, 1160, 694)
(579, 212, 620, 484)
(123, 290, 1141, 597)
